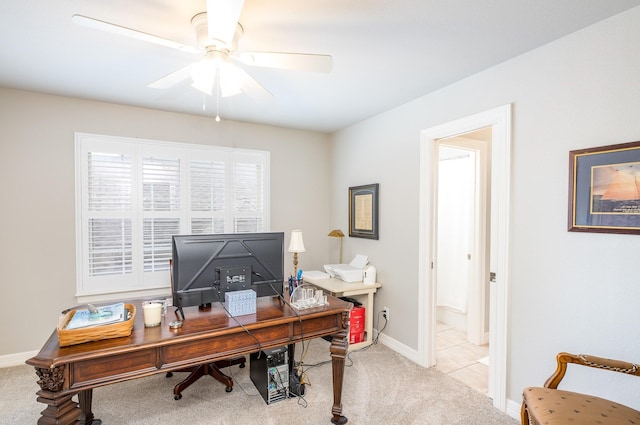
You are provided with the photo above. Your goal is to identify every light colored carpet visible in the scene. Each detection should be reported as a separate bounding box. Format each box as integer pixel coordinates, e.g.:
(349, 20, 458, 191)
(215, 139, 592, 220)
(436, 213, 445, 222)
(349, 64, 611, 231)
(1, 339, 517, 424)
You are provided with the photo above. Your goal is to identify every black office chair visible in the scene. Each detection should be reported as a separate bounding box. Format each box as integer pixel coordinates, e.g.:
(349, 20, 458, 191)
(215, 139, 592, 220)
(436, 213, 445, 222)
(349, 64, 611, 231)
(167, 356, 246, 400)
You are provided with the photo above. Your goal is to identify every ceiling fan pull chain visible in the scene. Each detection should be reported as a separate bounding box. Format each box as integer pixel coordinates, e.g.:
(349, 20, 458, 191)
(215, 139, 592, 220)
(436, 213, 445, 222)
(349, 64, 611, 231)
(215, 69, 221, 122)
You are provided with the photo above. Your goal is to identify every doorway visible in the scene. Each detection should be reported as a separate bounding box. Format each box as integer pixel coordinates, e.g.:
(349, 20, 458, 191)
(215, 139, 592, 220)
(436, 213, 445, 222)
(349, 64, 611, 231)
(435, 130, 491, 395)
(417, 104, 512, 412)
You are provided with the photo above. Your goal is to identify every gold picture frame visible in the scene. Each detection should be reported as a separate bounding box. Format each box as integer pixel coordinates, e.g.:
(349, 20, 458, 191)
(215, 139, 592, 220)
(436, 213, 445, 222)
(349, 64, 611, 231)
(568, 141, 640, 234)
(349, 183, 379, 239)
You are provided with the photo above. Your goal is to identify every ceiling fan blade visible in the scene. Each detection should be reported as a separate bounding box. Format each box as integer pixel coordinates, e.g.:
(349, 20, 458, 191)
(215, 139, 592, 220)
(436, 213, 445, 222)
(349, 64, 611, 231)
(206, 0, 245, 47)
(238, 52, 333, 73)
(72, 15, 200, 54)
(148, 64, 194, 89)
(235, 67, 272, 102)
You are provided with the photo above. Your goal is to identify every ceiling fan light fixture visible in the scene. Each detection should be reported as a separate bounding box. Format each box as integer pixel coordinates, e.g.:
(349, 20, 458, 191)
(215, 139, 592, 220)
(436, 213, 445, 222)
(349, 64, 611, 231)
(190, 76, 214, 96)
(219, 67, 245, 97)
(190, 58, 217, 95)
(190, 51, 245, 97)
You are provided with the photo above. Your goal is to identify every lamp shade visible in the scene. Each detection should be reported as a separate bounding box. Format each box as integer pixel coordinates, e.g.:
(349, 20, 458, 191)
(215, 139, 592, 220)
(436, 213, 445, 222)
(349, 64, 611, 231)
(288, 230, 306, 253)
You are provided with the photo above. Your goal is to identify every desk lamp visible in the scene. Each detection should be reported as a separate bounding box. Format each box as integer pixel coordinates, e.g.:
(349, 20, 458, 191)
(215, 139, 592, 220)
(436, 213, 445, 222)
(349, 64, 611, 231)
(328, 229, 345, 264)
(288, 229, 306, 278)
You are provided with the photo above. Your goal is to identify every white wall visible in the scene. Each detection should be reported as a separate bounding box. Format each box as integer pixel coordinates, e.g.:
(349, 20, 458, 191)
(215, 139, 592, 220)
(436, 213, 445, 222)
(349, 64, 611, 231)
(0, 88, 332, 357)
(331, 6, 640, 411)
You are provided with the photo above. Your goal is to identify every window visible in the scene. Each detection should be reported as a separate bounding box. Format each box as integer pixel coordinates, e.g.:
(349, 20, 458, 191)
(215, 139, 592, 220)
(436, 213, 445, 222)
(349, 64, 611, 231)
(75, 133, 270, 297)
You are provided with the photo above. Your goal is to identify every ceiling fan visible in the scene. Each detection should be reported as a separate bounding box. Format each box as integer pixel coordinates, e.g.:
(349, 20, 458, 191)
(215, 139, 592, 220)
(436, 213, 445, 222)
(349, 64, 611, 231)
(72, 0, 332, 103)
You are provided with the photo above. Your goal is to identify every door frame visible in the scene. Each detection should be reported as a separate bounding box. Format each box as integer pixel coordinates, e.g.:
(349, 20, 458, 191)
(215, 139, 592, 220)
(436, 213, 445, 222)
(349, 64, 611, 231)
(417, 104, 511, 411)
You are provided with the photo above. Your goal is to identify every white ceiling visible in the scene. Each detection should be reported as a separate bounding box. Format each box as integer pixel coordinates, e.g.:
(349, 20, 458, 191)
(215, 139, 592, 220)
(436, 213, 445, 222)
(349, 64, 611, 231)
(2, 1, 640, 133)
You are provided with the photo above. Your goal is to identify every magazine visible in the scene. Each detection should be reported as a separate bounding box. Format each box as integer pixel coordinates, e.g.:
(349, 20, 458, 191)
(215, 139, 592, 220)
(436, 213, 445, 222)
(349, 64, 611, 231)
(65, 302, 126, 330)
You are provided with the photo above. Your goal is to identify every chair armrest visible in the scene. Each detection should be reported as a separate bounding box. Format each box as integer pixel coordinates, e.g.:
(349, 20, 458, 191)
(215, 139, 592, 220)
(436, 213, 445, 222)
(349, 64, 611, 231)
(544, 352, 640, 389)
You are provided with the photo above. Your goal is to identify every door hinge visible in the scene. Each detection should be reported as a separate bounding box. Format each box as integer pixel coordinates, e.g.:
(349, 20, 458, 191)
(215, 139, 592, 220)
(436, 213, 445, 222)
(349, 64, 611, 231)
(490, 272, 497, 282)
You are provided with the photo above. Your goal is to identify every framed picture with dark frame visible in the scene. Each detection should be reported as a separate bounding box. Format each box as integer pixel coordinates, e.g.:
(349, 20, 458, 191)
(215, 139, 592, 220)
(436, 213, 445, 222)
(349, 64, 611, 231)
(568, 141, 640, 235)
(349, 183, 379, 239)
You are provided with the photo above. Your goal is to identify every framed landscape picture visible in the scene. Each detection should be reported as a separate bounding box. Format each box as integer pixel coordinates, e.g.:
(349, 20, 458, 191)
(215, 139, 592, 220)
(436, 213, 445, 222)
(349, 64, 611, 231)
(568, 141, 640, 235)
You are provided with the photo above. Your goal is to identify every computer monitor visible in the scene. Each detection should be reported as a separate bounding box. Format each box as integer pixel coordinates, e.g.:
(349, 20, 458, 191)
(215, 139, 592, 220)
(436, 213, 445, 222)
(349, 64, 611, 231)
(171, 232, 284, 318)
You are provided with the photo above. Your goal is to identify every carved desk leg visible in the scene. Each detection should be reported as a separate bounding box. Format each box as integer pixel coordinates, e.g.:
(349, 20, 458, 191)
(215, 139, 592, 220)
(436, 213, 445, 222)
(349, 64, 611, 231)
(329, 311, 350, 425)
(33, 366, 82, 425)
(78, 389, 102, 425)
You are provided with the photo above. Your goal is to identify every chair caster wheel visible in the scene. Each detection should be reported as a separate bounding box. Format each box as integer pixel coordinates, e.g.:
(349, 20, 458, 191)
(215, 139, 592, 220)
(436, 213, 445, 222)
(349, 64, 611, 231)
(225, 386, 233, 393)
(239, 363, 245, 368)
(174, 393, 182, 400)
(166, 372, 173, 378)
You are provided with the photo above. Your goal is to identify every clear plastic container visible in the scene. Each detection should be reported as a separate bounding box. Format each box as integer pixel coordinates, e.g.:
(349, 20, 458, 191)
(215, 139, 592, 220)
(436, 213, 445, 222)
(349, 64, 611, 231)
(290, 284, 328, 310)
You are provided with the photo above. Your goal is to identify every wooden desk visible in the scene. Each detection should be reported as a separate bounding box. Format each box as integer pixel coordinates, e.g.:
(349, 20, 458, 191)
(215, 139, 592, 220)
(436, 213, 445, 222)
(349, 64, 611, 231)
(26, 296, 351, 425)
(303, 276, 381, 351)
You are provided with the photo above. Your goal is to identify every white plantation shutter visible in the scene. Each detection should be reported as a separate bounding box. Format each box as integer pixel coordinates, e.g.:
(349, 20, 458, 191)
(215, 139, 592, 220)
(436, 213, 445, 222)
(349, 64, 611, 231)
(142, 155, 181, 272)
(190, 158, 226, 234)
(232, 153, 266, 232)
(86, 152, 133, 277)
(143, 218, 180, 272)
(88, 218, 132, 276)
(76, 133, 270, 297)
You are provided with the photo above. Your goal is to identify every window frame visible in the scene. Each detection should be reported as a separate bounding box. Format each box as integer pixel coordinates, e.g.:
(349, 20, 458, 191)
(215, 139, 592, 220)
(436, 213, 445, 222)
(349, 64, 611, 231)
(75, 132, 270, 301)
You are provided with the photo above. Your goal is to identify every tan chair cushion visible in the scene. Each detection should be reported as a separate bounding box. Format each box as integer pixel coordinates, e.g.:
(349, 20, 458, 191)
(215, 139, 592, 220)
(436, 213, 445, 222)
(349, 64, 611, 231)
(523, 387, 640, 425)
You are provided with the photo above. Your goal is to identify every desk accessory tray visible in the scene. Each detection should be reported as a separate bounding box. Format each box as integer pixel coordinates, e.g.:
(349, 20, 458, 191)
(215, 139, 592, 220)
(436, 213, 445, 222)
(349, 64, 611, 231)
(57, 303, 136, 347)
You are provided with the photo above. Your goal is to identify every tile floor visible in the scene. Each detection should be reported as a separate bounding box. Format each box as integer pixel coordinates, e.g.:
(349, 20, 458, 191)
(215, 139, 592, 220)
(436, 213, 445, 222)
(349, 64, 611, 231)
(435, 321, 489, 395)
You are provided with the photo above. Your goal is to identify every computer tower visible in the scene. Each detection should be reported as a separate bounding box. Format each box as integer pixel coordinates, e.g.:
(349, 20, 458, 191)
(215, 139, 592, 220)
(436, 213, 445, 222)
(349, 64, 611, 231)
(250, 346, 289, 404)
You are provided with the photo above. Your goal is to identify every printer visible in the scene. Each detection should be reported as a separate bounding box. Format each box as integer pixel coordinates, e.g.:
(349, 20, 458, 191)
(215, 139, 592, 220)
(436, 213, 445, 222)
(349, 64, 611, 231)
(324, 254, 369, 283)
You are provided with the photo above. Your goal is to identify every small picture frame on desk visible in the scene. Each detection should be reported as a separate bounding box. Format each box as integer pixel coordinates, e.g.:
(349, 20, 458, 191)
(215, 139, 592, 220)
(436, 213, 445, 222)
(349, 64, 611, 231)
(349, 183, 379, 240)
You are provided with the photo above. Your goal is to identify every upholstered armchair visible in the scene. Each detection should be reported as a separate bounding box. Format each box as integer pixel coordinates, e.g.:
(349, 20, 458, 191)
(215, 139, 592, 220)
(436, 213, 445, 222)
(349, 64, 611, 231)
(521, 352, 640, 425)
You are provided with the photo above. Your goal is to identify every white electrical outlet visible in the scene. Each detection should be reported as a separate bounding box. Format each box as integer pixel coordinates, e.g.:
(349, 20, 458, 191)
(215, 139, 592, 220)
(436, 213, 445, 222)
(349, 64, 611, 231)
(382, 306, 390, 320)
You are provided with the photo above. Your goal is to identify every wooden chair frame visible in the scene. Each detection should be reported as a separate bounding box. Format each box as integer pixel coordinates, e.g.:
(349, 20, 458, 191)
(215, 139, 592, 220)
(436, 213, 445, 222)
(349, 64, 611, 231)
(521, 352, 640, 424)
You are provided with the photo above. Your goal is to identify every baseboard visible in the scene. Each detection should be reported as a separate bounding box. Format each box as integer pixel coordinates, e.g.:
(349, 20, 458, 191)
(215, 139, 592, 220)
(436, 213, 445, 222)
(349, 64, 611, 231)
(0, 350, 38, 368)
(375, 328, 420, 364)
(505, 398, 521, 420)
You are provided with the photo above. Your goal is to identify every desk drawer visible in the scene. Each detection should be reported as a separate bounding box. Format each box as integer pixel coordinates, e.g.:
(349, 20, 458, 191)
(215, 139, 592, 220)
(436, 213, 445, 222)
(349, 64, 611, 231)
(294, 315, 341, 338)
(71, 350, 157, 387)
(162, 326, 290, 365)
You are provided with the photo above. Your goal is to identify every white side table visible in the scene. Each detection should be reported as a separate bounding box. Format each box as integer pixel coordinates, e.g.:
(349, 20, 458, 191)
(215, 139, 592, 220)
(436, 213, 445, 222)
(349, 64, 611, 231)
(303, 275, 382, 351)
